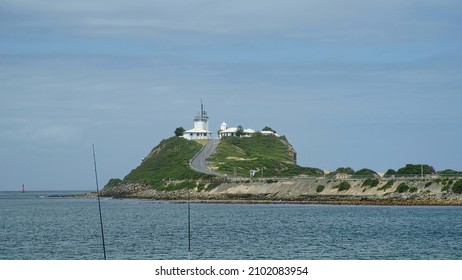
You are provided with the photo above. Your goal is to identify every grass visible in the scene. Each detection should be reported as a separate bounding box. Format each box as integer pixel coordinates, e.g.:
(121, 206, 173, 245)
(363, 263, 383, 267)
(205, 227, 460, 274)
(208, 134, 324, 178)
(119, 137, 213, 188)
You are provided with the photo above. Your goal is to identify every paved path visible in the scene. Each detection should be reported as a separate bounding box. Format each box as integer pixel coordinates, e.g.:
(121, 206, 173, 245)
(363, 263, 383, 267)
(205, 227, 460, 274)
(190, 139, 222, 176)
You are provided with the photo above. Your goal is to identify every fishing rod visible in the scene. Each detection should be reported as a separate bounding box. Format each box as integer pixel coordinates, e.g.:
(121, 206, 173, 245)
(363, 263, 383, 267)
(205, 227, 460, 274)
(188, 178, 191, 260)
(93, 144, 107, 260)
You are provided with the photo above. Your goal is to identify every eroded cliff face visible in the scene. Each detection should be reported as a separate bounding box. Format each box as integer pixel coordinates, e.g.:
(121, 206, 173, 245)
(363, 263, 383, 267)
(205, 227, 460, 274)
(210, 178, 452, 197)
(280, 136, 297, 164)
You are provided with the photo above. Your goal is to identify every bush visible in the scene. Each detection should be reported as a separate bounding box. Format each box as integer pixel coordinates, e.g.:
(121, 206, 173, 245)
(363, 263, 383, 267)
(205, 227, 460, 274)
(378, 180, 395, 191)
(384, 169, 397, 178)
(442, 185, 450, 192)
(396, 164, 435, 176)
(335, 167, 355, 175)
(425, 181, 433, 188)
(164, 181, 195, 191)
(196, 182, 206, 192)
(438, 169, 462, 176)
(362, 178, 379, 188)
(105, 178, 123, 189)
(265, 179, 278, 184)
(316, 185, 325, 193)
(409, 186, 418, 193)
(452, 180, 462, 194)
(334, 181, 351, 191)
(396, 183, 410, 193)
(355, 168, 379, 178)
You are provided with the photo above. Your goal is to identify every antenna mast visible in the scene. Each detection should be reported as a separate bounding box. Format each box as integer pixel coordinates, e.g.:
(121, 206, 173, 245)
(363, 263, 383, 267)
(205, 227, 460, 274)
(201, 98, 204, 117)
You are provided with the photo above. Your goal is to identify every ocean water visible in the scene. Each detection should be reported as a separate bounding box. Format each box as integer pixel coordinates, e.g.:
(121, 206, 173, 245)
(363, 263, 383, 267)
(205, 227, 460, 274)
(1, 191, 461, 260)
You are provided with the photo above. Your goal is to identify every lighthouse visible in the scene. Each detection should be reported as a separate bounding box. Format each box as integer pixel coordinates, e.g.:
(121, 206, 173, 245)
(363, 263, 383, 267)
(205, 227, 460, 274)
(182, 100, 212, 140)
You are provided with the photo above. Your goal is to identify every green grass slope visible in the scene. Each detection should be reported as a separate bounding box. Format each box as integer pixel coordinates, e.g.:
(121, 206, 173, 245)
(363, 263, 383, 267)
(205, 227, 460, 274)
(208, 134, 323, 177)
(119, 137, 212, 187)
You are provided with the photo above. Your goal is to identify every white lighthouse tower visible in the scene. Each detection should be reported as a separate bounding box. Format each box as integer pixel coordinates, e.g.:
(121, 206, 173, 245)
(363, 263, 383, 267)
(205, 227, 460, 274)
(182, 100, 212, 140)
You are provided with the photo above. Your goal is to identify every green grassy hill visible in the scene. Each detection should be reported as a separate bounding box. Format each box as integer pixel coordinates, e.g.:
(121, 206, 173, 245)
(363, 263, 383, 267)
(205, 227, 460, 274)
(208, 134, 323, 177)
(103, 134, 323, 192)
(107, 137, 212, 189)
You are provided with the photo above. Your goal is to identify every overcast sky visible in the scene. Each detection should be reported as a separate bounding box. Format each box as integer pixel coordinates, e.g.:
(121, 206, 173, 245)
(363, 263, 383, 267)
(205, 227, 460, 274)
(1, 0, 461, 191)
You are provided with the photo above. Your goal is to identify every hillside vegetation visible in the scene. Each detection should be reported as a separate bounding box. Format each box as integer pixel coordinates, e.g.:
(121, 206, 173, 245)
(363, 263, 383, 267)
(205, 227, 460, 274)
(107, 137, 212, 189)
(102, 133, 462, 199)
(208, 134, 323, 177)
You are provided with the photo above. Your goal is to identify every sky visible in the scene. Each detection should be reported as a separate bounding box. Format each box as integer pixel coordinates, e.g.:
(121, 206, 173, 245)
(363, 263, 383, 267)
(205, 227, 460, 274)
(1, 0, 461, 191)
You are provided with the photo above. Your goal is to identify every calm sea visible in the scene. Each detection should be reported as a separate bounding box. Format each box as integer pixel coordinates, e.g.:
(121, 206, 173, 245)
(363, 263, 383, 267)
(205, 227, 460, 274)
(1, 191, 461, 260)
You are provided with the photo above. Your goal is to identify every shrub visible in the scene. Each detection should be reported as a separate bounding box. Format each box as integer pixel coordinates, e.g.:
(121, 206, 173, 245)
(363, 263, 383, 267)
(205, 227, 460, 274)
(438, 169, 462, 176)
(164, 181, 196, 191)
(355, 168, 379, 178)
(442, 185, 450, 192)
(265, 179, 278, 184)
(396, 164, 435, 177)
(452, 180, 462, 194)
(378, 180, 395, 191)
(316, 185, 325, 193)
(396, 183, 410, 193)
(425, 181, 433, 188)
(105, 178, 123, 189)
(409, 187, 418, 193)
(384, 169, 397, 178)
(334, 181, 351, 191)
(335, 167, 355, 175)
(196, 182, 206, 192)
(362, 178, 379, 188)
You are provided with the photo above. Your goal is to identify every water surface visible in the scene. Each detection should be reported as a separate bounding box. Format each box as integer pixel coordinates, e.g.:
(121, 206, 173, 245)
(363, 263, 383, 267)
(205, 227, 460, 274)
(1, 191, 461, 259)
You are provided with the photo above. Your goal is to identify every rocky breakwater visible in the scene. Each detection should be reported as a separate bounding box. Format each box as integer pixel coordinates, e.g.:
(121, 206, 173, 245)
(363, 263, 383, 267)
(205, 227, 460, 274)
(207, 178, 462, 205)
(99, 178, 462, 205)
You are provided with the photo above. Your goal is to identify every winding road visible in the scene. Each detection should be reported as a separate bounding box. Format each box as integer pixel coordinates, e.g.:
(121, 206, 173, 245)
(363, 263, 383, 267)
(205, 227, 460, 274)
(189, 138, 223, 176)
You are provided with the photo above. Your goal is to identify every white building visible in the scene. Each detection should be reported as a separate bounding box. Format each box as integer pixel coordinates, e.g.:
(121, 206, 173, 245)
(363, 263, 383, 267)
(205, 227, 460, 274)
(182, 101, 212, 140)
(217, 122, 257, 138)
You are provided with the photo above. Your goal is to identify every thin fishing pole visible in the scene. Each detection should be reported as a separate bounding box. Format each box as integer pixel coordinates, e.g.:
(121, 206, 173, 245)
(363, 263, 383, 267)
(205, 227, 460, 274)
(188, 179, 191, 260)
(93, 144, 107, 260)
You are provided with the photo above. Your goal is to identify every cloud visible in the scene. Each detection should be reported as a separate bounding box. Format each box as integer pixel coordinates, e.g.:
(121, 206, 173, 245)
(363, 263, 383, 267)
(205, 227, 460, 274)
(2, 0, 460, 43)
(0, 117, 81, 145)
(0, 1, 461, 189)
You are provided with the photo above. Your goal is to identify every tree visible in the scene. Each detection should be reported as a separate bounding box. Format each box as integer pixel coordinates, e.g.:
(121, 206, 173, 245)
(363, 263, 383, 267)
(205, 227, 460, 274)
(235, 125, 244, 137)
(354, 168, 379, 178)
(174, 127, 185, 137)
(262, 126, 276, 133)
(396, 164, 435, 176)
(335, 167, 355, 175)
(384, 169, 397, 178)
